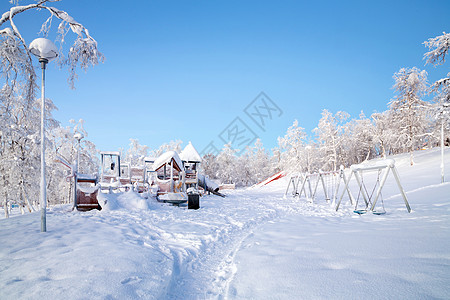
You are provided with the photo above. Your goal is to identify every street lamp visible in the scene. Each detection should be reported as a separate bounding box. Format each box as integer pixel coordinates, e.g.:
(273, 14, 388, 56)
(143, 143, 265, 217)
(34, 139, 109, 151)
(29, 38, 58, 232)
(73, 133, 84, 211)
(441, 102, 449, 184)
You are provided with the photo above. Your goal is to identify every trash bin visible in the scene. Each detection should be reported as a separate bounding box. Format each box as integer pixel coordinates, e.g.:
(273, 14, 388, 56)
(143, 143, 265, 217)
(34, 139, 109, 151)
(188, 193, 200, 209)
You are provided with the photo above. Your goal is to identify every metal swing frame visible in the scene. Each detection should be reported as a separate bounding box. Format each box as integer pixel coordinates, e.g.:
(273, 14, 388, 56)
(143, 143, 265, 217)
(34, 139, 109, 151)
(285, 167, 353, 204)
(335, 159, 411, 213)
(352, 169, 385, 214)
(284, 173, 312, 199)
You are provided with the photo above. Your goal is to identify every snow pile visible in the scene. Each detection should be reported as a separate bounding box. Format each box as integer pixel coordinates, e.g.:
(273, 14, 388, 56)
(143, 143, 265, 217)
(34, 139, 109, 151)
(0, 148, 449, 299)
(98, 190, 151, 211)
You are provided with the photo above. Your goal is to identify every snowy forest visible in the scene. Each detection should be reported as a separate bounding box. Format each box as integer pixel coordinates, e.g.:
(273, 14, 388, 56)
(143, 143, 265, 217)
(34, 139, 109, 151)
(1, 1, 450, 210)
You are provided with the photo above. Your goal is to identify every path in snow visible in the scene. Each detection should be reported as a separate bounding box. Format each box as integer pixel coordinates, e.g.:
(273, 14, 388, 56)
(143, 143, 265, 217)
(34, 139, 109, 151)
(1, 184, 329, 299)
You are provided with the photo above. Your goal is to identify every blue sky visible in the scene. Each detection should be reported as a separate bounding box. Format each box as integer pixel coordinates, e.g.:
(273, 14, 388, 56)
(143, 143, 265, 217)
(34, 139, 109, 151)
(10, 0, 450, 155)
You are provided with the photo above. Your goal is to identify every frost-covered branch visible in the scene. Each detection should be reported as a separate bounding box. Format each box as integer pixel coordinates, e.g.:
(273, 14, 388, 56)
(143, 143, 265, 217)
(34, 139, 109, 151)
(0, 0, 104, 94)
(424, 32, 450, 66)
(424, 32, 450, 110)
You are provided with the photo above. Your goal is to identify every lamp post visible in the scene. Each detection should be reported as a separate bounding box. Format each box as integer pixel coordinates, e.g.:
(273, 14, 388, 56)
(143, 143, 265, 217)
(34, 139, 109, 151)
(441, 103, 449, 184)
(29, 38, 58, 232)
(73, 133, 84, 210)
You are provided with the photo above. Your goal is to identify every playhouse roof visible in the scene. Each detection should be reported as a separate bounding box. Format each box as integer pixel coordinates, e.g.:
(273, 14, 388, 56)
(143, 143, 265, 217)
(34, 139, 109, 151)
(179, 142, 202, 163)
(144, 157, 156, 163)
(100, 151, 120, 156)
(153, 151, 184, 172)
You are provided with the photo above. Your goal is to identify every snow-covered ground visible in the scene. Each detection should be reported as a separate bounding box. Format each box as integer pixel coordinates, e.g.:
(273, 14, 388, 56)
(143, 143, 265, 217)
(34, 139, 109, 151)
(1, 148, 449, 299)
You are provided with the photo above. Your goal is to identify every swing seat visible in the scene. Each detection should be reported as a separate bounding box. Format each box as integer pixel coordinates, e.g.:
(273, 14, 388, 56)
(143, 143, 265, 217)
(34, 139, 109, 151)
(372, 210, 386, 215)
(353, 209, 368, 214)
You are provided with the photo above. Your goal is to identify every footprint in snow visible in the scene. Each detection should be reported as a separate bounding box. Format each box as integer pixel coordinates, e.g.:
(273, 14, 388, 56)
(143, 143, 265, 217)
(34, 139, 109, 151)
(121, 276, 142, 285)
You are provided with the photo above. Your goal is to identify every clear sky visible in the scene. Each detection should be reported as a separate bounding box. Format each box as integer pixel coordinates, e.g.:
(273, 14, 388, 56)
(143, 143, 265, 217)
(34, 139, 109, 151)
(8, 0, 450, 155)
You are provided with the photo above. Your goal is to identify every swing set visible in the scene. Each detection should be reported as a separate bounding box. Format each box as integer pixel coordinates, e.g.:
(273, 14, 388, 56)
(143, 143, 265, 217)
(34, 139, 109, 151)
(285, 167, 353, 203)
(284, 159, 411, 215)
(335, 159, 411, 214)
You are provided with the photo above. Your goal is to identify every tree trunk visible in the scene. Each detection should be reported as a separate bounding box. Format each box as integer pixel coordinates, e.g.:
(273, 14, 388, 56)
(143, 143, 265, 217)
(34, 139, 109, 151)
(4, 193, 9, 219)
(19, 191, 25, 214)
(22, 184, 36, 212)
(380, 143, 386, 159)
(68, 181, 72, 204)
(364, 149, 371, 162)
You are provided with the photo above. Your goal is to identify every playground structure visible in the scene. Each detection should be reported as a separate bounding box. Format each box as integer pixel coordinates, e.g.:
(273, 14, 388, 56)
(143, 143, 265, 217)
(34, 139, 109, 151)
(54, 142, 224, 211)
(100, 151, 124, 192)
(96, 143, 221, 207)
(152, 150, 187, 204)
(130, 165, 146, 193)
(75, 174, 101, 211)
(55, 154, 101, 211)
(179, 142, 225, 198)
(285, 159, 411, 214)
(180, 142, 201, 191)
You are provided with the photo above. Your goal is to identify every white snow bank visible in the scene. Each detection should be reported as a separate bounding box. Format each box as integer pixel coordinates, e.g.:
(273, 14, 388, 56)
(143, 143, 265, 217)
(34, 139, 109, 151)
(76, 184, 99, 194)
(98, 190, 150, 211)
(351, 158, 395, 171)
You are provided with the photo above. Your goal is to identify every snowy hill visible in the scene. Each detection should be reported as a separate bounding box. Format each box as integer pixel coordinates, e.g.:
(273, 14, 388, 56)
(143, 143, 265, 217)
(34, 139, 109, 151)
(1, 148, 449, 299)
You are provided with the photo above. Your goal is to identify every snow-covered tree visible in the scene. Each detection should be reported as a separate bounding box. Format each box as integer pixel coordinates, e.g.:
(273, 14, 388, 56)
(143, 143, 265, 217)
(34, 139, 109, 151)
(271, 147, 282, 173)
(428, 101, 450, 149)
(425, 30, 450, 101)
(424, 31, 450, 145)
(424, 32, 450, 67)
(342, 111, 375, 165)
(201, 139, 273, 187)
(0, 82, 59, 215)
(389, 67, 431, 165)
(124, 139, 149, 166)
(236, 150, 253, 186)
(48, 119, 99, 205)
(251, 139, 273, 181)
(313, 110, 349, 171)
(215, 143, 238, 184)
(200, 153, 219, 181)
(277, 120, 308, 172)
(150, 140, 183, 158)
(237, 139, 273, 186)
(371, 111, 396, 158)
